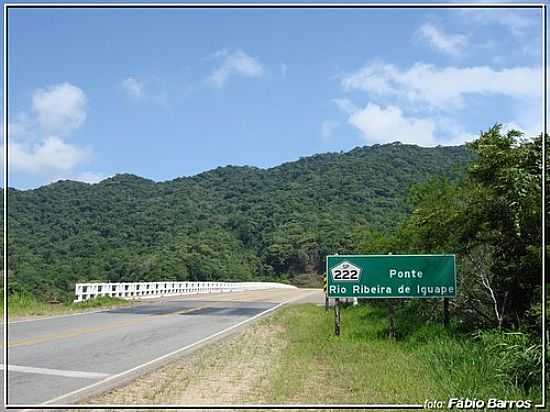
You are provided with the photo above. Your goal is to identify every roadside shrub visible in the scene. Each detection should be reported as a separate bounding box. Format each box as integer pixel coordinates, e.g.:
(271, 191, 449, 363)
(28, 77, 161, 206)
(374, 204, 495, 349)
(406, 323, 452, 345)
(70, 295, 129, 309)
(393, 299, 446, 339)
(475, 330, 542, 392)
(418, 334, 509, 397)
(5, 292, 50, 316)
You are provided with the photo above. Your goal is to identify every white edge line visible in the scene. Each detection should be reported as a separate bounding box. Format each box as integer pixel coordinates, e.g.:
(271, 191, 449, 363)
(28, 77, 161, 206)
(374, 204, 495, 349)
(0, 364, 110, 380)
(38, 290, 318, 406)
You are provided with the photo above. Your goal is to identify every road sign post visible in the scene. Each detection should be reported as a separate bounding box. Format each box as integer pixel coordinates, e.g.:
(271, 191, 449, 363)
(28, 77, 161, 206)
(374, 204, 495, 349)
(443, 297, 449, 328)
(323, 273, 329, 312)
(326, 254, 457, 336)
(335, 298, 341, 336)
(388, 300, 396, 339)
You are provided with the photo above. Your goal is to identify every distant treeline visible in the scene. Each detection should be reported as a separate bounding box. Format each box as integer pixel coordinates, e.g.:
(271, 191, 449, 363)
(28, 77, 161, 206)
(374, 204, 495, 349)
(3, 140, 471, 302)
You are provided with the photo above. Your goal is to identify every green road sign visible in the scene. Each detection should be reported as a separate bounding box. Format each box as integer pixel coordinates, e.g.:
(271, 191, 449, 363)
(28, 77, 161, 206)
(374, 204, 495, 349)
(326, 255, 456, 298)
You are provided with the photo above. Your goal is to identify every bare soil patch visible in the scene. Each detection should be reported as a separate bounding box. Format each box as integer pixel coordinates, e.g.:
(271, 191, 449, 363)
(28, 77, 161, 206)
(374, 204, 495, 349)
(86, 314, 287, 409)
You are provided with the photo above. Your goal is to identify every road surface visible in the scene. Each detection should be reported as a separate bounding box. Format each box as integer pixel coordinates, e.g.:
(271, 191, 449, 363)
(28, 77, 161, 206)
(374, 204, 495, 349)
(1, 287, 322, 407)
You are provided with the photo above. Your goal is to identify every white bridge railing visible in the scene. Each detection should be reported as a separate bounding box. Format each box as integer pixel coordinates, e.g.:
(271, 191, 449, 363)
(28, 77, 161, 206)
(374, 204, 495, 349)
(74, 281, 296, 302)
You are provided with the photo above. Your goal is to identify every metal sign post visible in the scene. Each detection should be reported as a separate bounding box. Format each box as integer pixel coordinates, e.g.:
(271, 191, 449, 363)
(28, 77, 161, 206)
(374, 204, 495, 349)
(388, 300, 396, 339)
(334, 298, 341, 336)
(443, 297, 449, 328)
(324, 273, 329, 312)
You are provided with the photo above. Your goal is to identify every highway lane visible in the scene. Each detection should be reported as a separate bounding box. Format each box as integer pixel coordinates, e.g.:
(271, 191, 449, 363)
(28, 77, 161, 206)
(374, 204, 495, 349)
(1, 288, 322, 406)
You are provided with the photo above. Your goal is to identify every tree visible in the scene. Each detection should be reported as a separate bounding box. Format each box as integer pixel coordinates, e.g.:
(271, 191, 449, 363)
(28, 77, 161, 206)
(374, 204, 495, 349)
(398, 124, 542, 329)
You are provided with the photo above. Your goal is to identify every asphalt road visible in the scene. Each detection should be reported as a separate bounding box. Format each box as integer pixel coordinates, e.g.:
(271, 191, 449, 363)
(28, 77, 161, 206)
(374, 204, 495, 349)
(1, 288, 322, 407)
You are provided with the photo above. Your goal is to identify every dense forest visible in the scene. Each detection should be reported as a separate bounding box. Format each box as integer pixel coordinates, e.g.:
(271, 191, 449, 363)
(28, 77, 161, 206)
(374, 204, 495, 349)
(3, 141, 472, 301)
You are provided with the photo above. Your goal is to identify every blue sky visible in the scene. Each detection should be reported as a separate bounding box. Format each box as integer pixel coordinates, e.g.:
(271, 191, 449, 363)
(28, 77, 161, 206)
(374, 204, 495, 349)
(2, 3, 543, 189)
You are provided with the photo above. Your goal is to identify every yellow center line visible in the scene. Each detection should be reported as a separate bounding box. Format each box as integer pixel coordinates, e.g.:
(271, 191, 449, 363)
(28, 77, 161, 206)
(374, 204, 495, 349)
(4, 307, 207, 349)
(4, 289, 302, 349)
(5, 318, 151, 349)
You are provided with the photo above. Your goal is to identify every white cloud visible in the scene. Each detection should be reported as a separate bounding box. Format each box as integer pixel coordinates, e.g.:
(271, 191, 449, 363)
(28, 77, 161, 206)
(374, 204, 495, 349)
(334, 100, 476, 147)
(332, 98, 358, 115)
(460, 9, 535, 38)
(208, 49, 264, 87)
(417, 23, 468, 57)
(121, 77, 145, 99)
(151, 91, 168, 107)
(120, 77, 169, 106)
(341, 62, 540, 110)
(9, 137, 91, 175)
(501, 121, 541, 138)
(72, 171, 110, 184)
(7, 82, 93, 184)
(321, 120, 339, 141)
(32, 83, 87, 136)
(209, 49, 230, 59)
(2, 116, 33, 143)
(433, 117, 477, 146)
(280, 63, 288, 77)
(349, 103, 437, 146)
(342, 61, 399, 96)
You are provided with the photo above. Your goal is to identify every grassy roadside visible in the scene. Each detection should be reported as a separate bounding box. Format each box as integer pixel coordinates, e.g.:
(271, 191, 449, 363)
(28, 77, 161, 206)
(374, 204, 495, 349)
(87, 302, 541, 408)
(250, 303, 540, 405)
(249, 303, 437, 404)
(0, 293, 134, 319)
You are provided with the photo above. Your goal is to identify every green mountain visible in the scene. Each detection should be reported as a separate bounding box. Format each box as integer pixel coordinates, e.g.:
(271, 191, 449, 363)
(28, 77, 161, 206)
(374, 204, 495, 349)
(3, 143, 472, 301)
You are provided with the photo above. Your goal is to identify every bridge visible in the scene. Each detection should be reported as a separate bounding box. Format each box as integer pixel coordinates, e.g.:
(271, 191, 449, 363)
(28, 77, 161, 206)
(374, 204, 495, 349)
(74, 281, 296, 302)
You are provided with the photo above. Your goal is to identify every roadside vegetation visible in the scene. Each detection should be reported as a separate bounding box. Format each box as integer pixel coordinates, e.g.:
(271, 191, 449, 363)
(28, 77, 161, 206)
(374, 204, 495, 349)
(87, 302, 541, 405)
(260, 304, 541, 403)
(2, 123, 544, 397)
(1, 292, 132, 319)
(345, 125, 545, 400)
(358, 125, 543, 335)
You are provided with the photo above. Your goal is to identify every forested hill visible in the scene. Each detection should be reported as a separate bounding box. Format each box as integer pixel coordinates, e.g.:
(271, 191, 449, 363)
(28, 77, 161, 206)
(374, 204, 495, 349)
(4, 143, 472, 301)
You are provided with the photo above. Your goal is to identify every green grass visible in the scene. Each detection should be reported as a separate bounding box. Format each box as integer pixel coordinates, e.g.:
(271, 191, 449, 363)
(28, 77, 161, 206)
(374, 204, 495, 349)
(250, 303, 541, 405)
(1, 293, 133, 319)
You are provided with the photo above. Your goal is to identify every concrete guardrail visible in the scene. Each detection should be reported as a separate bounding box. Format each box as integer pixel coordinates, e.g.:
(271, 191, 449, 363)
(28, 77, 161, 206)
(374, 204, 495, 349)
(74, 281, 296, 302)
